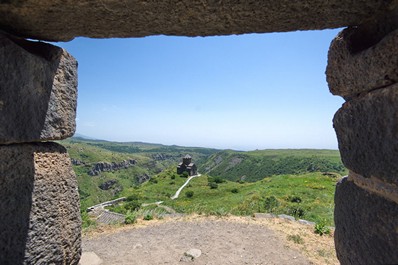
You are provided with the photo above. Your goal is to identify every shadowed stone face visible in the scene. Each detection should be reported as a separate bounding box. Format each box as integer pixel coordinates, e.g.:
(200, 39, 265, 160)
(333, 83, 398, 186)
(0, 142, 81, 265)
(0, 0, 395, 41)
(327, 26, 398, 98)
(0, 34, 77, 144)
(334, 177, 398, 265)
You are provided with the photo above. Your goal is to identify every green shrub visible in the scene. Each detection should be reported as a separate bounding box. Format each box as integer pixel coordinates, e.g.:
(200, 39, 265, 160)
(264, 196, 279, 213)
(185, 191, 194, 198)
(234, 194, 263, 215)
(210, 208, 228, 216)
(287, 195, 302, 203)
(169, 181, 175, 185)
(125, 210, 137, 224)
(180, 172, 189, 178)
(143, 214, 153, 221)
(81, 211, 96, 229)
(171, 175, 176, 179)
(149, 178, 158, 184)
(209, 176, 225, 183)
(288, 207, 306, 219)
(314, 220, 331, 236)
(124, 201, 141, 212)
(208, 182, 218, 189)
(231, 188, 239, 193)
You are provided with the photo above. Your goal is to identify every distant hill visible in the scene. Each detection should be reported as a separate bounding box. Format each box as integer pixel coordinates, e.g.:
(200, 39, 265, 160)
(73, 133, 99, 140)
(199, 149, 346, 182)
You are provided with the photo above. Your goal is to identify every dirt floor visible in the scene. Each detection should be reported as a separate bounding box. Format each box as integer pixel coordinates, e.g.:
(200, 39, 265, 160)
(82, 215, 338, 265)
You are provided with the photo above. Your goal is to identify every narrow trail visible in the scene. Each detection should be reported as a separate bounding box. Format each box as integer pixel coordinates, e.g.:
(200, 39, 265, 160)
(141, 201, 176, 214)
(171, 174, 201, 200)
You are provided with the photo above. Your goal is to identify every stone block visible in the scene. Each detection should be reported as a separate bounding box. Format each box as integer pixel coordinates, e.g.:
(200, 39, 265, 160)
(0, 33, 77, 144)
(0, 142, 81, 265)
(0, 1, 395, 41)
(333, 84, 398, 185)
(327, 26, 398, 98)
(334, 177, 398, 265)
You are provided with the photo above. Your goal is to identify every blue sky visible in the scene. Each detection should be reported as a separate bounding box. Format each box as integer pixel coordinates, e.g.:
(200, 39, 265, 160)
(57, 29, 344, 151)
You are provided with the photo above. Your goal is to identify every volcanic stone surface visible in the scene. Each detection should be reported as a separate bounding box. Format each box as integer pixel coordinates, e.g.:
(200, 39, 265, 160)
(333, 83, 398, 185)
(334, 177, 398, 265)
(0, 0, 395, 41)
(327, 25, 398, 98)
(0, 142, 81, 265)
(0, 33, 77, 144)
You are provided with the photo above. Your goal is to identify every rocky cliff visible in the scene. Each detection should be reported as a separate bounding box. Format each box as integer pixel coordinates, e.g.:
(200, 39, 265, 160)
(88, 159, 136, 176)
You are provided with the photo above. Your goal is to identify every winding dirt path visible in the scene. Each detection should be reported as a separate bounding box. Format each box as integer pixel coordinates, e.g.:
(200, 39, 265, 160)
(171, 174, 201, 200)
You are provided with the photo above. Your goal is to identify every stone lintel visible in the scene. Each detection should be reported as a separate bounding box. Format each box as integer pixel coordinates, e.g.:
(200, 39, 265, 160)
(0, 142, 81, 265)
(0, 33, 77, 144)
(0, 0, 395, 41)
(333, 83, 398, 186)
(334, 177, 398, 265)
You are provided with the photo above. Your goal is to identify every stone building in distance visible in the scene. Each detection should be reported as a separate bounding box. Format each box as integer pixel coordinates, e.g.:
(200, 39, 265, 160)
(177, 154, 197, 176)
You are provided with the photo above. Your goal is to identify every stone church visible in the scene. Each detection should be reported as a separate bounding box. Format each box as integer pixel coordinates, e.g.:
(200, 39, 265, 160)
(177, 154, 197, 176)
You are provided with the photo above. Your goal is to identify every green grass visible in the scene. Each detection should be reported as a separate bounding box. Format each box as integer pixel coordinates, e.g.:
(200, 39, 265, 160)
(122, 168, 339, 226)
(59, 138, 343, 226)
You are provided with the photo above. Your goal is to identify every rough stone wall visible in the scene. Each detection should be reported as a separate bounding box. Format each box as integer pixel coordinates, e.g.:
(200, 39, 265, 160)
(0, 0, 395, 41)
(0, 33, 77, 144)
(327, 21, 398, 264)
(0, 33, 81, 264)
(1, 1, 398, 264)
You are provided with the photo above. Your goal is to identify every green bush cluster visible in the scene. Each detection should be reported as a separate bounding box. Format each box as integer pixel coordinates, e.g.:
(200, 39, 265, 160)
(208, 176, 225, 184)
(149, 178, 158, 184)
(264, 196, 279, 213)
(107, 194, 142, 215)
(185, 191, 194, 198)
(208, 182, 218, 189)
(125, 210, 137, 224)
(81, 211, 96, 229)
(287, 195, 302, 203)
(180, 172, 189, 178)
(314, 220, 331, 236)
(143, 214, 153, 221)
(287, 207, 306, 219)
(231, 188, 239, 193)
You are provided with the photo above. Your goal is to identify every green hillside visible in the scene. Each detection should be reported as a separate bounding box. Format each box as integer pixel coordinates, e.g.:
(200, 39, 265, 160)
(200, 149, 347, 182)
(111, 167, 339, 226)
(59, 138, 345, 226)
(60, 137, 219, 209)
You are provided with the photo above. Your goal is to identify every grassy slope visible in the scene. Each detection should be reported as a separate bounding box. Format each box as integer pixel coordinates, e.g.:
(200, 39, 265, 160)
(60, 138, 343, 226)
(122, 168, 339, 226)
(60, 138, 219, 209)
(200, 149, 347, 182)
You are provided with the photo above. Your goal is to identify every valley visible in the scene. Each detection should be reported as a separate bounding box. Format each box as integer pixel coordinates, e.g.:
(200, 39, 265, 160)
(60, 137, 347, 228)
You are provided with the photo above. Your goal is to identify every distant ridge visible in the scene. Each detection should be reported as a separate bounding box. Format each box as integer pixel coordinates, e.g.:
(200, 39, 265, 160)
(73, 133, 99, 140)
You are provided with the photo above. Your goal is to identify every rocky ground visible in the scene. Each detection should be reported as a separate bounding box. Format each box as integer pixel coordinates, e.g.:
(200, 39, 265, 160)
(80, 215, 338, 265)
